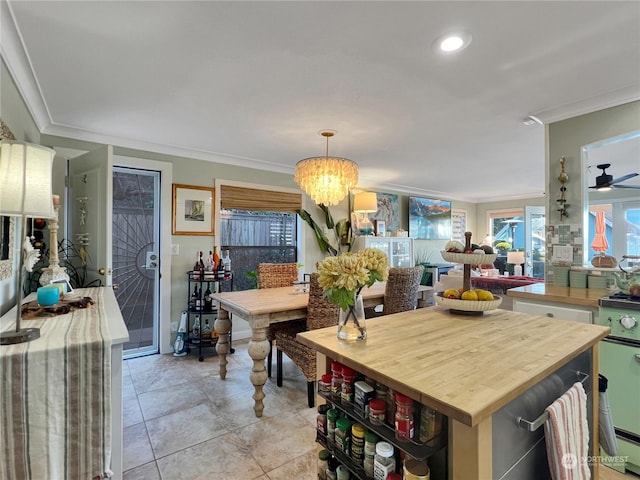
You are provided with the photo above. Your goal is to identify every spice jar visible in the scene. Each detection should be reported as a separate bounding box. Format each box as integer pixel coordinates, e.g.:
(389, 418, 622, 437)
(318, 449, 330, 480)
(331, 361, 344, 399)
(373, 441, 395, 480)
(326, 454, 338, 480)
(385, 387, 396, 426)
(387, 474, 402, 480)
(350, 423, 365, 465)
(319, 373, 332, 395)
(335, 417, 352, 455)
(327, 408, 339, 445)
(336, 464, 350, 480)
(364, 430, 379, 478)
(341, 366, 356, 403)
(317, 404, 329, 436)
(418, 404, 443, 445)
(404, 458, 430, 480)
(368, 398, 386, 425)
(394, 392, 414, 442)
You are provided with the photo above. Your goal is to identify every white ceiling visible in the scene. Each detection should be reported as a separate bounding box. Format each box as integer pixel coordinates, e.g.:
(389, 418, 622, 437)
(2, 1, 639, 203)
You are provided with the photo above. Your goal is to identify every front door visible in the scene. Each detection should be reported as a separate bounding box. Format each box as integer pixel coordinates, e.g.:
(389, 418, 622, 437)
(524, 206, 545, 278)
(113, 167, 161, 357)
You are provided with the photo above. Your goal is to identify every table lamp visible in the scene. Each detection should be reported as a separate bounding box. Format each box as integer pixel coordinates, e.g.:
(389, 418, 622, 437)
(353, 192, 377, 235)
(507, 251, 525, 277)
(0, 141, 56, 345)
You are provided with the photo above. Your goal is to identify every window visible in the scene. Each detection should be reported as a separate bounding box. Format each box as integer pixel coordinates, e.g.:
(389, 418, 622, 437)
(588, 200, 640, 267)
(218, 184, 301, 290)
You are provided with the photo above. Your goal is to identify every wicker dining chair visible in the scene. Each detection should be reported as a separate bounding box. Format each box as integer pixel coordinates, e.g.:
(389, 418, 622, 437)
(367, 265, 425, 317)
(275, 272, 340, 407)
(257, 262, 305, 377)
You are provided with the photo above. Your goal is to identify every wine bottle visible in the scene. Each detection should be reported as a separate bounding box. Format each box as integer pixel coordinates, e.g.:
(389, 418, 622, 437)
(202, 318, 212, 340)
(190, 285, 198, 311)
(213, 246, 220, 272)
(192, 315, 201, 343)
(203, 283, 212, 312)
(192, 251, 201, 280)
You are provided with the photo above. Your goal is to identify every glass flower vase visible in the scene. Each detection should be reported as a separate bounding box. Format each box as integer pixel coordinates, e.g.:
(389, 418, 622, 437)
(337, 293, 367, 341)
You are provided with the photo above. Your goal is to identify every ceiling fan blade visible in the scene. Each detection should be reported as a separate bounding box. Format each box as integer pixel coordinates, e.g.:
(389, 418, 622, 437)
(612, 184, 640, 189)
(610, 172, 639, 184)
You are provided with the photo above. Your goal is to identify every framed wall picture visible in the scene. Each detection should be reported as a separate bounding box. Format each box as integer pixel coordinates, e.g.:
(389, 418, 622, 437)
(172, 184, 215, 235)
(451, 209, 467, 243)
(376, 220, 386, 237)
(408, 196, 452, 240)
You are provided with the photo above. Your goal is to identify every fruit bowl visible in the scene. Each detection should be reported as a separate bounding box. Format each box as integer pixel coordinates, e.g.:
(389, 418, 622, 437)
(435, 292, 503, 315)
(441, 251, 497, 265)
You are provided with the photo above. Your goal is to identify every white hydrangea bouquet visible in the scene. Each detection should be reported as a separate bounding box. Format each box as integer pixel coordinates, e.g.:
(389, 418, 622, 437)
(317, 248, 389, 340)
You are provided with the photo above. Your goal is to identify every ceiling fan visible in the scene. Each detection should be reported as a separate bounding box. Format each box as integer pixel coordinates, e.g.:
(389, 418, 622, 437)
(589, 163, 640, 190)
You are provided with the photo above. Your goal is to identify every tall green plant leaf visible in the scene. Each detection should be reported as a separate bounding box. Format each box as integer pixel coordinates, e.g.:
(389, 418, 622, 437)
(298, 209, 338, 256)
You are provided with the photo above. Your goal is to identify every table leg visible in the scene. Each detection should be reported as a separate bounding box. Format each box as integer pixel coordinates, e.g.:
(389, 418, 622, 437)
(248, 324, 270, 417)
(214, 307, 231, 379)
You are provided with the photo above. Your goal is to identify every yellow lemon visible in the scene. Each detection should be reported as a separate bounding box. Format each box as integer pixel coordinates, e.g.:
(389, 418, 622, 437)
(476, 289, 494, 301)
(461, 290, 478, 301)
(443, 288, 461, 299)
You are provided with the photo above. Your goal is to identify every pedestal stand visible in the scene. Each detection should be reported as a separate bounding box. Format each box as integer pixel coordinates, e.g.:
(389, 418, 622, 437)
(39, 197, 70, 286)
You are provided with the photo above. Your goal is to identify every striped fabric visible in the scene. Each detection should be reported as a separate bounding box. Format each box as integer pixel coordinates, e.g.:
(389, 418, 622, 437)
(0, 287, 113, 479)
(544, 381, 591, 480)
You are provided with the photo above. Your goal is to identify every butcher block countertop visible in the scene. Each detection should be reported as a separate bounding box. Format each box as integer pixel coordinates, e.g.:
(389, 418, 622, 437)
(506, 282, 610, 308)
(297, 306, 609, 428)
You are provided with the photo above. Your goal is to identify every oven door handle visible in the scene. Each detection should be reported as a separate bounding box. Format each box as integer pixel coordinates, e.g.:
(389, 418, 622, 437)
(635, 354, 640, 363)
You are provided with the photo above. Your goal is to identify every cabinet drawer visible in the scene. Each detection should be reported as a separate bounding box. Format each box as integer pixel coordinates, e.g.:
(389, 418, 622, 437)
(513, 300, 592, 323)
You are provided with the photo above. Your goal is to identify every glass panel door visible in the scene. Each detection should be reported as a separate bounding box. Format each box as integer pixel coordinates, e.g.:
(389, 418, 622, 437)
(112, 167, 160, 358)
(524, 206, 545, 278)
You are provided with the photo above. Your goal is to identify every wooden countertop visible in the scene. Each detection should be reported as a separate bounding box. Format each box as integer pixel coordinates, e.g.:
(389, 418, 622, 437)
(297, 306, 609, 428)
(506, 282, 609, 308)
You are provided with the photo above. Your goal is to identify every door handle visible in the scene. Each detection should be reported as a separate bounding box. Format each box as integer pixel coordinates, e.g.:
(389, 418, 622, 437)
(112, 284, 120, 291)
(98, 267, 106, 276)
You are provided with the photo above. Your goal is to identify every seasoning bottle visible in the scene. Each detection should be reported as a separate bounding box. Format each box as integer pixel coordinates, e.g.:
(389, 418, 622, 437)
(317, 404, 329, 436)
(331, 361, 343, 399)
(394, 392, 415, 442)
(319, 374, 332, 395)
(326, 455, 338, 480)
(387, 474, 402, 480)
(363, 430, 379, 478)
(385, 387, 396, 426)
(318, 449, 330, 480)
(336, 464, 350, 480)
(418, 404, 442, 445)
(341, 366, 356, 403)
(335, 417, 352, 455)
(373, 441, 396, 480)
(403, 457, 430, 480)
(327, 408, 339, 445)
(350, 423, 365, 466)
(368, 398, 386, 425)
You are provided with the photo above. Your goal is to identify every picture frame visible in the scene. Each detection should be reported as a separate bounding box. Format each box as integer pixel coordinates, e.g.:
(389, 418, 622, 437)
(172, 184, 215, 235)
(375, 220, 386, 237)
(50, 278, 74, 294)
(408, 196, 452, 240)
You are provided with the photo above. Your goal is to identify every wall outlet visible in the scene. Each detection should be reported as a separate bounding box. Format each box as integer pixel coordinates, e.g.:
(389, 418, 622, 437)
(552, 245, 573, 263)
(170, 244, 179, 255)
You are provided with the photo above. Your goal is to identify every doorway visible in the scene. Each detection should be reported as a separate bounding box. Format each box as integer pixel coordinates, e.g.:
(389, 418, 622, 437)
(113, 167, 161, 357)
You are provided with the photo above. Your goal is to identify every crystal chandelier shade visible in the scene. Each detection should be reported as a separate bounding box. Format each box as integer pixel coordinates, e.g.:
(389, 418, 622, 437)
(294, 131, 358, 206)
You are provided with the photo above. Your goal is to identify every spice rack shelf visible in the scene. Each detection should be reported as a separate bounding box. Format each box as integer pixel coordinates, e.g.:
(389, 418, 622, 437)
(316, 431, 367, 480)
(185, 271, 234, 361)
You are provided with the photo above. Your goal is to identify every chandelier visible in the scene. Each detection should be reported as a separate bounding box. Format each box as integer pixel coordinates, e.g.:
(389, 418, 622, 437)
(294, 131, 358, 206)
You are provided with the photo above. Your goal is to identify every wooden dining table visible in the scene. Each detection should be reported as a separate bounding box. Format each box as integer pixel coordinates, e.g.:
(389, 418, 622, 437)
(211, 283, 432, 417)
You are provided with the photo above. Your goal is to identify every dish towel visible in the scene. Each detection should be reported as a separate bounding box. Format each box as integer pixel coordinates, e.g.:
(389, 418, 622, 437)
(544, 381, 591, 480)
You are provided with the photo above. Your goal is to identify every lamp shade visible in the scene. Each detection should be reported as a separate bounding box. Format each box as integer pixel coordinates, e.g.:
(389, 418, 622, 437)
(353, 192, 377, 213)
(0, 141, 56, 218)
(506, 251, 525, 265)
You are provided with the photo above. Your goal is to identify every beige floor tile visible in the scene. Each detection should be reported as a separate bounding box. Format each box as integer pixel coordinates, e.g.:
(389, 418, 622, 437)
(122, 422, 154, 472)
(156, 431, 265, 479)
(122, 461, 160, 480)
(264, 449, 318, 480)
(137, 380, 209, 421)
(146, 402, 229, 458)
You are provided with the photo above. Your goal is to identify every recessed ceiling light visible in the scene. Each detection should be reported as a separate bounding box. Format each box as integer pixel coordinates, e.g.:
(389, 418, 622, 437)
(434, 31, 472, 54)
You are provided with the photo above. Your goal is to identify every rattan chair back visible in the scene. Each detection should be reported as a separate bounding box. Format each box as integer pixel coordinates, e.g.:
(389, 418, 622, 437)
(257, 263, 299, 289)
(306, 273, 340, 330)
(383, 266, 424, 314)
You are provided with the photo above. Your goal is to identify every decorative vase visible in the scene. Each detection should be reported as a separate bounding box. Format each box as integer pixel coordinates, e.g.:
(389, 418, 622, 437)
(337, 293, 367, 341)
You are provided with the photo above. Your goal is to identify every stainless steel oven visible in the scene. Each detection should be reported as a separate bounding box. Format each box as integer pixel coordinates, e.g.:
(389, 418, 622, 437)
(598, 294, 640, 475)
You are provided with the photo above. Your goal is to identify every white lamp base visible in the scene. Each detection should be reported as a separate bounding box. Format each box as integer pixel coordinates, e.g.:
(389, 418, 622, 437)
(514, 265, 523, 276)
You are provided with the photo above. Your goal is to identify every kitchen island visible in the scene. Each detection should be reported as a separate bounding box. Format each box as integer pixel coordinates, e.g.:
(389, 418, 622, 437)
(297, 305, 609, 479)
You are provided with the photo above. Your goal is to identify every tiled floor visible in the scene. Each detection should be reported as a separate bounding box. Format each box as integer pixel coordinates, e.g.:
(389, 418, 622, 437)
(122, 340, 319, 480)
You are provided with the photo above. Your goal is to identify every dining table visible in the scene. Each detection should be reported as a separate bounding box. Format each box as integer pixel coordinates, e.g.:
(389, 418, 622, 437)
(211, 283, 433, 417)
